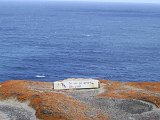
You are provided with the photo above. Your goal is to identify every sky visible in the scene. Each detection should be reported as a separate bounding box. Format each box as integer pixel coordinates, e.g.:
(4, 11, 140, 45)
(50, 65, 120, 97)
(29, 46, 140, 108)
(60, 0, 160, 3)
(1, 0, 160, 4)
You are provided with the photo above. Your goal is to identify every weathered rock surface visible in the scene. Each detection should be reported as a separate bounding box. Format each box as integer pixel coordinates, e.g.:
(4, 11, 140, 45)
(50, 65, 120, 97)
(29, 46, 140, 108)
(0, 99, 37, 120)
(0, 79, 160, 120)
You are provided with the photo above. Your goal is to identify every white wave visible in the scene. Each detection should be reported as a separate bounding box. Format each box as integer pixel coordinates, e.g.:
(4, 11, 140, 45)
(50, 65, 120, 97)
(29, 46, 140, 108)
(35, 75, 46, 78)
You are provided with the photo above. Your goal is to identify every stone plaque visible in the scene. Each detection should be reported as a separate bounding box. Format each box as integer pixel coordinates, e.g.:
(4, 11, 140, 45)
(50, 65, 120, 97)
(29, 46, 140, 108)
(53, 78, 100, 90)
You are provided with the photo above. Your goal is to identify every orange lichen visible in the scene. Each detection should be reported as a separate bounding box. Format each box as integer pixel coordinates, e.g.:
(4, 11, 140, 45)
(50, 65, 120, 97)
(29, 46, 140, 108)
(0, 80, 107, 120)
(0, 80, 160, 120)
(99, 80, 160, 107)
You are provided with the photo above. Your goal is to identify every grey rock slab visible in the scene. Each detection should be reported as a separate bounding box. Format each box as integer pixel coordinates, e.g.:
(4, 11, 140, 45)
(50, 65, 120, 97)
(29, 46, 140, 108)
(67, 89, 160, 120)
(0, 99, 38, 120)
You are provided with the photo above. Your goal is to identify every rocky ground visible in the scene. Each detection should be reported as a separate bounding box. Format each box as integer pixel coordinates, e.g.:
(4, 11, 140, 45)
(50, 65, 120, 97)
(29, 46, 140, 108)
(0, 99, 37, 120)
(0, 79, 160, 120)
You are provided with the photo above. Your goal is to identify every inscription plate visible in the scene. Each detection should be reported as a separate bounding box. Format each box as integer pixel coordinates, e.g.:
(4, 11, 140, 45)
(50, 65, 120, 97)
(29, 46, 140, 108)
(53, 79, 100, 90)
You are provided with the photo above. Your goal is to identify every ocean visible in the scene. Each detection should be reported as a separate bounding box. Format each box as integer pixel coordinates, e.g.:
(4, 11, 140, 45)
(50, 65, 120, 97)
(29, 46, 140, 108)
(0, 1, 160, 82)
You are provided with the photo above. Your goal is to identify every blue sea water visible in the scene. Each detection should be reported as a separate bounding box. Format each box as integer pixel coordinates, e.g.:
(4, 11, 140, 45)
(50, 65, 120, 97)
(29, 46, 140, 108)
(0, 2, 160, 82)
